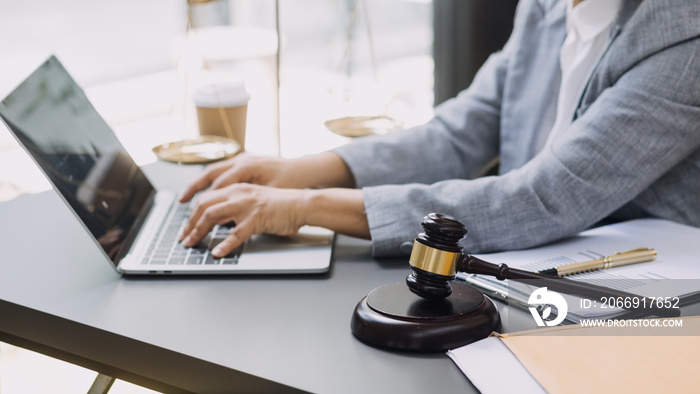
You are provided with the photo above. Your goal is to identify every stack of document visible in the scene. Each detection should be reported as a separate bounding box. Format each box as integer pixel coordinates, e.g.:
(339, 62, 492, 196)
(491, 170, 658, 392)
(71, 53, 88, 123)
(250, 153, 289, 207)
(456, 218, 700, 322)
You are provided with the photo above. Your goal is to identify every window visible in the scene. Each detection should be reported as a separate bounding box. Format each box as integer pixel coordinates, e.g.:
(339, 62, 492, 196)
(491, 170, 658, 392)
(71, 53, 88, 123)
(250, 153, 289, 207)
(0, 0, 434, 195)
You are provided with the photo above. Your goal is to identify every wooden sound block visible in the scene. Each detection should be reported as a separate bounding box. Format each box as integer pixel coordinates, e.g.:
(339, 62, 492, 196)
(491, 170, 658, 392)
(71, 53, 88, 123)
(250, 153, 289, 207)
(351, 281, 500, 352)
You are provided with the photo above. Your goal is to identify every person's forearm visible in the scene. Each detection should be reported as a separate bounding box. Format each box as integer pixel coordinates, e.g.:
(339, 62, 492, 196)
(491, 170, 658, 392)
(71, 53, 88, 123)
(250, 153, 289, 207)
(330, 27, 515, 190)
(302, 188, 369, 239)
(290, 151, 356, 189)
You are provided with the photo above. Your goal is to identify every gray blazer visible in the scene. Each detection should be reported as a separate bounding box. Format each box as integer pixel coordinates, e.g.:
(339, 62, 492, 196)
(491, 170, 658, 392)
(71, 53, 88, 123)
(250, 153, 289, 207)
(334, 0, 700, 257)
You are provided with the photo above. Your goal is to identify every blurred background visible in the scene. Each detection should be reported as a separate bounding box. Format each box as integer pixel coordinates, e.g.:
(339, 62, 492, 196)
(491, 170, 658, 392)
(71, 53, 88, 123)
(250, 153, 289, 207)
(0, 0, 516, 391)
(0, 0, 437, 159)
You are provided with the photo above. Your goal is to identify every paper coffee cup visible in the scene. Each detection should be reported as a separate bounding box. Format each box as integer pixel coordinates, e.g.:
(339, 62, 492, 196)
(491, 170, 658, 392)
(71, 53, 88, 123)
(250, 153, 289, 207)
(193, 81, 250, 150)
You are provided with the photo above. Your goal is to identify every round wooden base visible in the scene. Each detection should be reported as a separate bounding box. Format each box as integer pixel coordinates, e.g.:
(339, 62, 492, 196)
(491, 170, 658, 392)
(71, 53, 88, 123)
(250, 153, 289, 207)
(351, 282, 500, 352)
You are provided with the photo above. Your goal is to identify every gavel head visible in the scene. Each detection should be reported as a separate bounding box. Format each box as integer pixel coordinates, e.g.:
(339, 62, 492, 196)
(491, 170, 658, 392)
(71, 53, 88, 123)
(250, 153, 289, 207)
(406, 213, 468, 300)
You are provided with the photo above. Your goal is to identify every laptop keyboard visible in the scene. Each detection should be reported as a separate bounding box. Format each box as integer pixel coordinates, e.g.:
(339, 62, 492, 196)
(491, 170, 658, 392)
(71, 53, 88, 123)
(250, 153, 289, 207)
(140, 200, 242, 266)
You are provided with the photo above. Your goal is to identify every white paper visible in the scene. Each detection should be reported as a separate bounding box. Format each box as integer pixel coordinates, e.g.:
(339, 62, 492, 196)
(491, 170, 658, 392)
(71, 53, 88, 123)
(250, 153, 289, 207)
(447, 337, 545, 394)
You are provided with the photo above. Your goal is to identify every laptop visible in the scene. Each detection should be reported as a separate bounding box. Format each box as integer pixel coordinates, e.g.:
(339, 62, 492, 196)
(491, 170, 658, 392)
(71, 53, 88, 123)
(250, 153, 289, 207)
(0, 55, 333, 275)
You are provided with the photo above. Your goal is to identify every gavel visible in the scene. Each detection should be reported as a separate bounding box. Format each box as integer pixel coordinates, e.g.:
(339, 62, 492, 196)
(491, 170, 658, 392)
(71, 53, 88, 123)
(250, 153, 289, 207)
(406, 213, 679, 318)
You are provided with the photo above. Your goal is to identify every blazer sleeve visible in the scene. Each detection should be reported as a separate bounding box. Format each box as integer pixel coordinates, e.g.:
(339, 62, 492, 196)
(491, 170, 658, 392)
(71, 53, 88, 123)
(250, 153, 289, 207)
(358, 37, 700, 257)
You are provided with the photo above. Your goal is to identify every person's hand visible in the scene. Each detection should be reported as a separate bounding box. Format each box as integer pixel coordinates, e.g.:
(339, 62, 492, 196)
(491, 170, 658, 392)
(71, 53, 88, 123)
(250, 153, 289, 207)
(177, 152, 366, 257)
(179, 153, 299, 203)
(179, 152, 357, 203)
(179, 183, 309, 257)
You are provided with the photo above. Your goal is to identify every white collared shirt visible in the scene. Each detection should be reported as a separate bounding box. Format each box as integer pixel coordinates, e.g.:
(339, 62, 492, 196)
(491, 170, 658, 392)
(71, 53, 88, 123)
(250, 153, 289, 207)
(544, 0, 623, 147)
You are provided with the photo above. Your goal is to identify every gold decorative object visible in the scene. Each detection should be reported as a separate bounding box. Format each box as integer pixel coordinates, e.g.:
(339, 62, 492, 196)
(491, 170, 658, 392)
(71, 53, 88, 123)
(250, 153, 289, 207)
(153, 135, 240, 164)
(325, 0, 402, 138)
(324, 115, 402, 138)
(153, 0, 261, 164)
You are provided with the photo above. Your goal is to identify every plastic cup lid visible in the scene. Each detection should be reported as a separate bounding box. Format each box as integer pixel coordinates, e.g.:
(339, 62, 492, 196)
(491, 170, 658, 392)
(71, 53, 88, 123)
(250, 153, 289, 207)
(192, 81, 250, 108)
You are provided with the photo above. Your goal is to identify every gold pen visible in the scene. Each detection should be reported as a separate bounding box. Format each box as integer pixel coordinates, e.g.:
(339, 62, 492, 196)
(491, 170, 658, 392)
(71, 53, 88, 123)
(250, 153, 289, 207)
(537, 248, 657, 277)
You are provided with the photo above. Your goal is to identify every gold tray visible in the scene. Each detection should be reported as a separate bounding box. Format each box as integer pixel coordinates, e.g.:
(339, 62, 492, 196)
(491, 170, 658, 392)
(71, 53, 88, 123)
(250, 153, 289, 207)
(152, 136, 241, 164)
(325, 116, 402, 138)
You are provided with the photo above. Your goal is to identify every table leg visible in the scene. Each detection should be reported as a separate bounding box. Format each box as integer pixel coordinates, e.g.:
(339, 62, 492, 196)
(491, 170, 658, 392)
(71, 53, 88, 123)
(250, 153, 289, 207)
(87, 373, 116, 394)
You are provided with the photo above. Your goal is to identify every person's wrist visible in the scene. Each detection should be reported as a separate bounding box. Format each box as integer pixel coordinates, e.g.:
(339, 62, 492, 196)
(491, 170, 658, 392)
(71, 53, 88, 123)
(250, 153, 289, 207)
(282, 156, 318, 189)
(289, 152, 354, 189)
(295, 188, 369, 239)
(297, 188, 320, 228)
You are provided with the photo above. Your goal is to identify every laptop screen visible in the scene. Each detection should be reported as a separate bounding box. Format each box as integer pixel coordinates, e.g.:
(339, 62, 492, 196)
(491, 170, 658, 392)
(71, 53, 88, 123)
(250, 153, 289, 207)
(0, 56, 155, 265)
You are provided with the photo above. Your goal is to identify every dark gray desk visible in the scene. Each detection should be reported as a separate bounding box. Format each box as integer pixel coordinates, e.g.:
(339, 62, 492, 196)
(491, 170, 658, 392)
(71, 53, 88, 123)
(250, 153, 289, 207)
(0, 161, 534, 393)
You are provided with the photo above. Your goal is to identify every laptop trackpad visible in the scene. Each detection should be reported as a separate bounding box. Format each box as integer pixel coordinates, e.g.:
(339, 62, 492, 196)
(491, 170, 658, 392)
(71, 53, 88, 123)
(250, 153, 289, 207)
(197, 226, 332, 256)
(244, 227, 333, 253)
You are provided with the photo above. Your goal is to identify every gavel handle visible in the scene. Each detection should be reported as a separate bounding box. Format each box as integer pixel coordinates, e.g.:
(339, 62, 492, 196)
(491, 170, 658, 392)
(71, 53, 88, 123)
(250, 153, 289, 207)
(459, 254, 680, 318)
